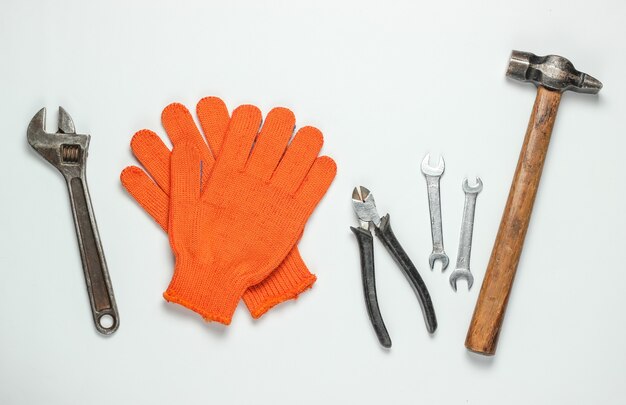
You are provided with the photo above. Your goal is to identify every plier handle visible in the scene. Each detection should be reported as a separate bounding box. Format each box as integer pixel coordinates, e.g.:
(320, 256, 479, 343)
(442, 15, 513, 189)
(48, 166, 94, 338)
(351, 186, 437, 348)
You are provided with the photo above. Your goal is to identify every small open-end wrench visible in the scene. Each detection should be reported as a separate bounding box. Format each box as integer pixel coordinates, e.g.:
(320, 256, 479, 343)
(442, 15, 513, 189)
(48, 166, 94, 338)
(27, 107, 119, 335)
(421, 154, 449, 271)
(450, 178, 483, 291)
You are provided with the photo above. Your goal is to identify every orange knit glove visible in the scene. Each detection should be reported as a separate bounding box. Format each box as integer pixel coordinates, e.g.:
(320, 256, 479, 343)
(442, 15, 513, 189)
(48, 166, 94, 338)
(122, 98, 336, 324)
(121, 97, 320, 318)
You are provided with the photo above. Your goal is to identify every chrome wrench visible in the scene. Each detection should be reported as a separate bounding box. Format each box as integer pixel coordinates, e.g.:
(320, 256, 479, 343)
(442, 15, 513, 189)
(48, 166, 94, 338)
(421, 154, 449, 271)
(27, 107, 119, 335)
(450, 178, 483, 291)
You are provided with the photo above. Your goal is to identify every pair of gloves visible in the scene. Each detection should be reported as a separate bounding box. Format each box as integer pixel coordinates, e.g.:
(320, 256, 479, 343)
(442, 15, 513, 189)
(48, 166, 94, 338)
(120, 97, 336, 324)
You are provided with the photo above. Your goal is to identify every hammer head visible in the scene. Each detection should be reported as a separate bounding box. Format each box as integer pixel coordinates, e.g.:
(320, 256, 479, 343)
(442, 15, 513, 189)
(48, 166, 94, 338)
(506, 50, 602, 94)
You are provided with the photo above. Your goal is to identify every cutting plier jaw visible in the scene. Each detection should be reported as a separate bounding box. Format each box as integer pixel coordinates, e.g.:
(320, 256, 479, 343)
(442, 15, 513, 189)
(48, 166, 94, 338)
(351, 186, 381, 231)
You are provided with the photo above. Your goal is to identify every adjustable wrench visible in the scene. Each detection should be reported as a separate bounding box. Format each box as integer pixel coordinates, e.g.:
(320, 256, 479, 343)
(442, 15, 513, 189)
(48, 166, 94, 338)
(421, 154, 449, 271)
(450, 178, 483, 291)
(27, 107, 119, 335)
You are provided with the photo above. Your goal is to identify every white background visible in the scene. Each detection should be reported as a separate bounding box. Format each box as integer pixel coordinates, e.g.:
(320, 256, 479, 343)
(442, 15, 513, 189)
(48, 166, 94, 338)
(1, 1, 624, 404)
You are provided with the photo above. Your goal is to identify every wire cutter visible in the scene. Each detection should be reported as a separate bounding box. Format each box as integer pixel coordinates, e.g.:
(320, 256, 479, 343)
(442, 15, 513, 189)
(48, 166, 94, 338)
(351, 186, 437, 348)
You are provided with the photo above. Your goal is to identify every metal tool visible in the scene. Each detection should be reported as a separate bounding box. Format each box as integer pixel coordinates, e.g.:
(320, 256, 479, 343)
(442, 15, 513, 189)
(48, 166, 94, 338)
(450, 178, 482, 292)
(466, 51, 602, 355)
(27, 107, 119, 335)
(421, 154, 449, 271)
(351, 186, 437, 348)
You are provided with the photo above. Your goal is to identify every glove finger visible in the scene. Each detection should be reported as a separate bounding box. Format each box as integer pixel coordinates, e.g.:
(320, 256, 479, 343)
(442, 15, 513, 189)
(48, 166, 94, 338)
(196, 96, 230, 157)
(246, 107, 295, 181)
(294, 156, 337, 213)
(217, 104, 262, 172)
(271, 126, 323, 194)
(171, 142, 203, 208)
(130, 129, 171, 192)
(120, 166, 169, 231)
(162, 102, 214, 167)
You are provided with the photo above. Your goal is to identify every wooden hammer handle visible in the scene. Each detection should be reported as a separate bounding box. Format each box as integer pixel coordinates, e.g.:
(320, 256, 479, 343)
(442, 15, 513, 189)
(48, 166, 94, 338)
(465, 86, 561, 355)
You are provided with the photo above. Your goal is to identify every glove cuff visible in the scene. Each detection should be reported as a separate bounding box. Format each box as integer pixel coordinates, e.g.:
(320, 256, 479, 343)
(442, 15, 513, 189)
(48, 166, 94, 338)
(163, 257, 246, 325)
(243, 248, 317, 319)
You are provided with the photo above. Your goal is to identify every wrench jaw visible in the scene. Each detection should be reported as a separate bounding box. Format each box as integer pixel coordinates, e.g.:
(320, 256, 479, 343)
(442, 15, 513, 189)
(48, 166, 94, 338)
(449, 268, 474, 292)
(27, 107, 90, 179)
(421, 154, 445, 177)
(57, 106, 76, 134)
(27, 108, 57, 165)
(429, 252, 449, 271)
(462, 177, 483, 194)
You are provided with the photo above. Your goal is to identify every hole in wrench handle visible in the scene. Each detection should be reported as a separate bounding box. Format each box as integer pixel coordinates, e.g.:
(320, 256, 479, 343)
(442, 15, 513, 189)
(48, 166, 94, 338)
(68, 177, 119, 335)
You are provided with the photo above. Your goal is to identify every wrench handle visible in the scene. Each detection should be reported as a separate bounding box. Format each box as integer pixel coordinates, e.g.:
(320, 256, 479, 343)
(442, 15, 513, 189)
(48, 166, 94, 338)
(455, 194, 478, 269)
(466, 87, 561, 355)
(67, 176, 119, 335)
(425, 176, 444, 251)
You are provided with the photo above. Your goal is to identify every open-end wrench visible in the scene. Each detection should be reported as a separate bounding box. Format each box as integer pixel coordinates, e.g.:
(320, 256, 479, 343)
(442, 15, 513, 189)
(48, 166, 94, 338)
(27, 107, 119, 335)
(421, 154, 449, 271)
(450, 178, 483, 292)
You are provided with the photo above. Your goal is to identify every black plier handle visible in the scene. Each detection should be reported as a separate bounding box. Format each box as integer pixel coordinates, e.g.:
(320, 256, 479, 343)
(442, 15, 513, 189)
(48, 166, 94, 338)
(351, 225, 391, 348)
(375, 214, 437, 334)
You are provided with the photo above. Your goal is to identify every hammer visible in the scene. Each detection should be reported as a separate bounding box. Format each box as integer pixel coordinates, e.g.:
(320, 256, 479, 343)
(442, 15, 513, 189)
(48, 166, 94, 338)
(465, 51, 602, 355)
